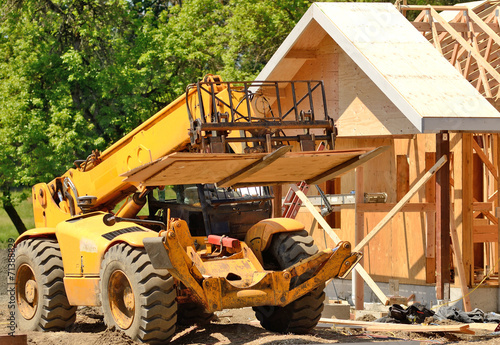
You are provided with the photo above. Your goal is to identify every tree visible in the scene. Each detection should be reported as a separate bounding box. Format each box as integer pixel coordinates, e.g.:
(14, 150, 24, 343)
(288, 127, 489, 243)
(0, 0, 175, 233)
(0, 0, 462, 234)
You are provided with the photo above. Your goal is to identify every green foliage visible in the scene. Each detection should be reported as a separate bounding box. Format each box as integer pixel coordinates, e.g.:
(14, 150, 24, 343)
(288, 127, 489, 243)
(0, 0, 465, 226)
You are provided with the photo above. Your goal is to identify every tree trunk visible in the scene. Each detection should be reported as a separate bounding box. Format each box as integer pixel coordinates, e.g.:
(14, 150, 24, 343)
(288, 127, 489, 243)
(2, 187, 27, 235)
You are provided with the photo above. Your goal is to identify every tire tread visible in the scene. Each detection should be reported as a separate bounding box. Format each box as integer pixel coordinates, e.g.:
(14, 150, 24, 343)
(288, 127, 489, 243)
(254, 231, 325, 334)
(15, 239, 76, 331)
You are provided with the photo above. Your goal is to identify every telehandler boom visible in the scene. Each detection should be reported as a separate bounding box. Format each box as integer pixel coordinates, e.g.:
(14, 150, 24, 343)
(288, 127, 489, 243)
(15, 75, 368, 343)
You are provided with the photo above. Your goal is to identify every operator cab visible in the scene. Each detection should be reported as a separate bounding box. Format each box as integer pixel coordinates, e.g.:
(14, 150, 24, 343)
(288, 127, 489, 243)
(147, 184, 272, 239)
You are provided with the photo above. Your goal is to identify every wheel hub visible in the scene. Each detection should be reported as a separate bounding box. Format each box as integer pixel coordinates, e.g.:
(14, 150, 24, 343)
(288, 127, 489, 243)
(108, 270, 135, 330)
(123, 286, 134, 311)
(16, 264, 38, 320)
(25, 279, 37, 303)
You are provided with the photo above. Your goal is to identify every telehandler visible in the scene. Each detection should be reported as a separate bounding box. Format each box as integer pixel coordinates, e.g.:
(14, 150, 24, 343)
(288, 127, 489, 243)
(14, 75, 368, 343)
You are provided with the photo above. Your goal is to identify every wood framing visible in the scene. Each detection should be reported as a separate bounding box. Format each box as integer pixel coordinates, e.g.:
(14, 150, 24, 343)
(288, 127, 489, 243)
(409, 2, 500, 104)
(255, 2, 500, 308)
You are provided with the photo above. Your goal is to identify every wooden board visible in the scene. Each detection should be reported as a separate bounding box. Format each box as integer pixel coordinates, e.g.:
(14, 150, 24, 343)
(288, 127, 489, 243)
(0, 335, 27, 345)
(320, 318, 474, 334)
(122, 149, 372, 186)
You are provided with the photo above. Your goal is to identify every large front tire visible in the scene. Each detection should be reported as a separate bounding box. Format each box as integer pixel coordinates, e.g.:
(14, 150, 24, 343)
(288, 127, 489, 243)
(100, 243, 177, 343)
(15, 238, 76, 331)
(253, 230, 325, 334)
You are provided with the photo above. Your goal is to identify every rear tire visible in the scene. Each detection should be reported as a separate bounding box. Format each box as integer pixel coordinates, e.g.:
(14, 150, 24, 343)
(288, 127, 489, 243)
(15, 238, 76, 331)
(100, 243, 177, 343)
(253, 230, 325, 334)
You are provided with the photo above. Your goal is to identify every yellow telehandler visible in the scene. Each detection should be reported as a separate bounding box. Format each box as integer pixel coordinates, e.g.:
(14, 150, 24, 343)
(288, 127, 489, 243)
(14, 75, 368, 342)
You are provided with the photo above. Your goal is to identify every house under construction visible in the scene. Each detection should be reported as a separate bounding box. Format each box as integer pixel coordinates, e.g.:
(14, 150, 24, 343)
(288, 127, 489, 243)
(258, 1, 500, 311)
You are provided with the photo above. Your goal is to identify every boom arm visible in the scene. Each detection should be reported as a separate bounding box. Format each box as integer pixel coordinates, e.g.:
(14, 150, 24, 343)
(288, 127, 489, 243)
(32, 76, 336, 228)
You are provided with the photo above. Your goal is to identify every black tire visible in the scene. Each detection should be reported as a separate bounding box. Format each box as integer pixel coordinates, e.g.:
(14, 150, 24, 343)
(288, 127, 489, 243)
(100, 243, 177, 343)
(15, 238, 76, 331)
(253, 230, 325, 334)
(177, 302, 215, 326)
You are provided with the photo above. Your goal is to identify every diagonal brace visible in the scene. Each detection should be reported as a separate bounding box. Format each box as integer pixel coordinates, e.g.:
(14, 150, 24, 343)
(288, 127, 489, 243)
(291, 185, 389, 305)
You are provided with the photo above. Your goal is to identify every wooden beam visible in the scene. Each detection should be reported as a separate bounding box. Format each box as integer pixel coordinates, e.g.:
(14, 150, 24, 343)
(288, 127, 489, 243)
(402, 5, 474, 11)
(357, 202, 435, 213)
(397, 155, 410, 201)
(426, 152, 437, 284)
(467, 9, 500, 53)
(284, 49, 317, 59)
(472, 202, 494, 212)
(462, 133, 474, 286)
(273, 184, 282, 218)
(290, 185, 389, 305)
(450, 207, 472, 312)
(497, 134, 500, 306)
(217, 146, 291, 188)
(0, 335, 27, 345)
(306, 146, 390, 185)
(412, 21, 500, 33)
(436, 131, 451, 300)
(428, 9, 443, 55)
(472, 138, 498, 180)
(467, 11, 492, 97)
(353, 155, 448, 252)
(319, 318, 474, 334)
(354, 167, 364, 310)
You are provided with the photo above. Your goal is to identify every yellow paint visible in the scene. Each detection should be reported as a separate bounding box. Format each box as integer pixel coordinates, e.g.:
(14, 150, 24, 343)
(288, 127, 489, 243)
(64, 277, 101, 306)
(55, 212, 158, 276)
(15, 227, 56, 246)
(161, 219, 357, 312)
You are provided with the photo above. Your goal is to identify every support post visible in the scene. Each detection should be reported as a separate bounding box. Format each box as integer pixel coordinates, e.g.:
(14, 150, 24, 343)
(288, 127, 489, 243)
(425, 152, 437, 284)
(450, 206, 472, 311)
(436, 131, 451, 300)
(462, 134, 474, 286)
(354, 167, 364, 310)
(273, 185, 282, 218)
(497, 134, 500, 312)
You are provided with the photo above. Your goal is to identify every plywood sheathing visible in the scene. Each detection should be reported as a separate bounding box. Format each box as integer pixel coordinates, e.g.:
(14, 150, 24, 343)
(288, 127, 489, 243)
(257, 2, 500, 136)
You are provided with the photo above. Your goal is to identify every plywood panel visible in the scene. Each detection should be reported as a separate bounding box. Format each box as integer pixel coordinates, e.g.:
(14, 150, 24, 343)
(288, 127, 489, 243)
(270, 35, 340, 139)
(337, 51, 420, 136)
(123, 149, 371, 186)
(313, 3, 500, 132)
(334, 136, 429, 284)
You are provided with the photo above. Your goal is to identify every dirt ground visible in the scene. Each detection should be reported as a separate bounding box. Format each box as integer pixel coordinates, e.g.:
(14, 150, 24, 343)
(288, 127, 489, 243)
(3, 247, 500, 345)
(2, 293, 500, 345)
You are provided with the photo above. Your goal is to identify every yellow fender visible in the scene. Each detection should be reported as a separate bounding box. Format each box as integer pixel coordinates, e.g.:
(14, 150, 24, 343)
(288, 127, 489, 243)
(14, 227, 57, 246)
(244, 218, 305, 263)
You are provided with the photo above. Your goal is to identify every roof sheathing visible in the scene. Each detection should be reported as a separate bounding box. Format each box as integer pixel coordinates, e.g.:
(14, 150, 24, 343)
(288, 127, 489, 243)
(256, 2, 500, 134)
